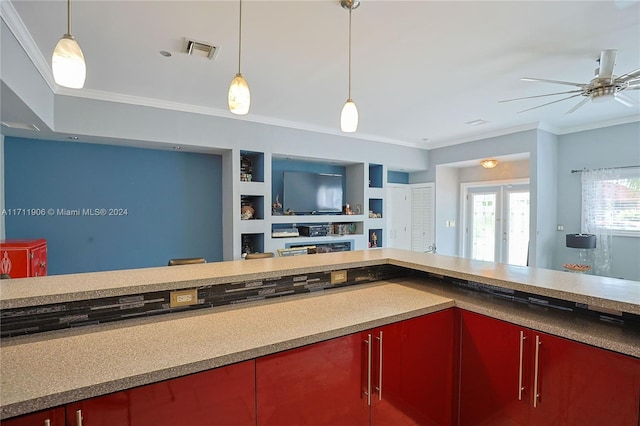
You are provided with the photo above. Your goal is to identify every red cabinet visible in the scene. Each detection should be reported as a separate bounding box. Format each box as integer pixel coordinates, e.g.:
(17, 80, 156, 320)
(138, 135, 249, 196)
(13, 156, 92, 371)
(65, 360, 255, 426)
(459, 310, 640, 426)
(256, 309, 454, 426)
(2, 407, 65, 426)
(0, 239, 47, 278)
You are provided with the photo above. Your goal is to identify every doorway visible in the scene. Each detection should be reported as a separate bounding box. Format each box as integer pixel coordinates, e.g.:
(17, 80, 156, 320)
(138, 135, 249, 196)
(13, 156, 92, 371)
(462, 182, 530, 266)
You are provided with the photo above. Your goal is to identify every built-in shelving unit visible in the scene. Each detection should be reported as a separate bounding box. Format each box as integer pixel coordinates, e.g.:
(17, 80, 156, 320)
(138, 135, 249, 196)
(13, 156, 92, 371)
(225, 151, 388, 259)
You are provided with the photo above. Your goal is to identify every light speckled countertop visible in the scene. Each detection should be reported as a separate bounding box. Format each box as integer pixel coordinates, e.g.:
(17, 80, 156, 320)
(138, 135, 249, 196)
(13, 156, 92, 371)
(1, 281, 453, 419)
(2, 249, 639, 315)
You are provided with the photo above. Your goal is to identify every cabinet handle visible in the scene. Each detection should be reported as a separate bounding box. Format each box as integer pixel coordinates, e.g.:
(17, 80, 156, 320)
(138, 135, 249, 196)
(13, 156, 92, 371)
(364, 334, 372, 406)
(533, 335, 541, 408)
(375, 331, 383, 400)
(44, 420, 51, 426)
(76, 409, 83, 426)
(518, 331, 526, 400)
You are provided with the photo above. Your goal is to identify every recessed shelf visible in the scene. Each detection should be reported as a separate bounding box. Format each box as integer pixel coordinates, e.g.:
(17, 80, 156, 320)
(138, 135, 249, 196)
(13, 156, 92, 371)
(240, 151, 264, 183)
(369, 163, 383, 188)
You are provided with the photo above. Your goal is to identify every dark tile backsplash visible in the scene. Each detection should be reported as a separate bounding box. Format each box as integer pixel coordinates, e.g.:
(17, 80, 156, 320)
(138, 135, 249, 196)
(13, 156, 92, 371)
(1, 264, 407, 338)
(3, 265, 638, 339)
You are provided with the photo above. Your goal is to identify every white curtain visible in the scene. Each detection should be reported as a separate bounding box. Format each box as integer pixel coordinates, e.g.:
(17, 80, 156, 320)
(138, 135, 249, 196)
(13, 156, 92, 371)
(581, 168, 619, 276)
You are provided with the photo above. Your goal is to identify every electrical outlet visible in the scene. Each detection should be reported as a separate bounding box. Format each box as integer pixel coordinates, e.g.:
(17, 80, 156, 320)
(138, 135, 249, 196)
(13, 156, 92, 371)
(331, 270, 347, 284)
(170, 288, 198, 308)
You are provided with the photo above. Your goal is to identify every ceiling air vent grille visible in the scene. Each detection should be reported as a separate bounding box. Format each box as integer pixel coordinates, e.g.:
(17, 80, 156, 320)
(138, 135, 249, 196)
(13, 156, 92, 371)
(184, 38, 218, 60)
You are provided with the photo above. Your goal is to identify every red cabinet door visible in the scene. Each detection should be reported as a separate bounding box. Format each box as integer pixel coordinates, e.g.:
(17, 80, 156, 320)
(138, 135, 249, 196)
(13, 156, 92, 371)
(371, 309, 454, 426)
(459, 310, 530, 426)
(0, 239, 47, 278)
(66, 360, 255, 426)
(256, 333, 370, 426)
(530, 331, 640, 426)
(2, 407, 65, 426)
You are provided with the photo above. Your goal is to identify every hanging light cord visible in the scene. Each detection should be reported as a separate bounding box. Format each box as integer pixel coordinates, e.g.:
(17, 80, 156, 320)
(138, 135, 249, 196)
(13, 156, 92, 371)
(66, 0, 71, 35)
(238, 0, 243, 74)
(347, 5, 352, 100)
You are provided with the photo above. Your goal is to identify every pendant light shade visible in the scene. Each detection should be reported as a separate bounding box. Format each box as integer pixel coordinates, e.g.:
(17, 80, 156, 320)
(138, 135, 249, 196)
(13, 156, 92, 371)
(340, 99, 358, 132)
(52, 0, 85, 89)
(229, 0, 250, 115)
(229, 73, 250, 115)
(339, 0, 360, 133)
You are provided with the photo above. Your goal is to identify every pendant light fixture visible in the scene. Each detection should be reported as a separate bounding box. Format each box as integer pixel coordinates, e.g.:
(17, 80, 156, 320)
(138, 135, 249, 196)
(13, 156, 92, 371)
(52, 0, 86, 89)
(340, 0, 360, 132)
(228, 0, 250, 115)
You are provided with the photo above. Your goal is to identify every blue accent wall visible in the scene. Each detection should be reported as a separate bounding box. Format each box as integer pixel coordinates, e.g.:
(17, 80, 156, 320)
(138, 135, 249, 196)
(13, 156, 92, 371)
(388, 171, 409, 184)
(4, 137, 222, 275)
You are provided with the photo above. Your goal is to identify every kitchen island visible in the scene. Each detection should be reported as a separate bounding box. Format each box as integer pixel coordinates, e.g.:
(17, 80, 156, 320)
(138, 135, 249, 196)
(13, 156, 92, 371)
(1, 249, 639, 423)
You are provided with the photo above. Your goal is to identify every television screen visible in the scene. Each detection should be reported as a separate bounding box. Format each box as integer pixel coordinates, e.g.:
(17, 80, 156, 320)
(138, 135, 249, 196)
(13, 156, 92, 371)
(283, 171, 343, 214)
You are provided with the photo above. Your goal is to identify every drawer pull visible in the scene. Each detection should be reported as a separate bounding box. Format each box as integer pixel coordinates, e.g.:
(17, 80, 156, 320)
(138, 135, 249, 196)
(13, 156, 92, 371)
(518, 331, 526, 400)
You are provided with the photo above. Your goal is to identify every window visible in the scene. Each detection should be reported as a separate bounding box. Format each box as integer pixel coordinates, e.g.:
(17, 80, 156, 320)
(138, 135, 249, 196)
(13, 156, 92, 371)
(582, 168, 640, 236)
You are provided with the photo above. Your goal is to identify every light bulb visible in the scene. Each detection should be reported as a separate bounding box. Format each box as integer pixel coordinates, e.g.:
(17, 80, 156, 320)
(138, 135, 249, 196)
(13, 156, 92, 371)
(52, 34, 86, 89)
(340, 99, 358, 132)
(228, 73, 250, 115)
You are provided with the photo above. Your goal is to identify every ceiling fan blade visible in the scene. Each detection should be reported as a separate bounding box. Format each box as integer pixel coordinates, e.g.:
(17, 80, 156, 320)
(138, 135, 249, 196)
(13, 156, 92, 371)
(499, 89, 583, 103)
(517, 93, 583, 113)
(521, 77, 586, 88)
(598, 49, 618, 81)
(616, 68, 640, 83)
(615, 93, 637, 107)
(565, 97, 590, 114)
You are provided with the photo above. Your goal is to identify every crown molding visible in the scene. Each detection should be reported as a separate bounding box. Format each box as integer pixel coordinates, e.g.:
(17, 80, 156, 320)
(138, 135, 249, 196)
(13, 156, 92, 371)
(56, 87, 423, 149)
(1, 0, 56, 92)
(554, 114, 640, 135)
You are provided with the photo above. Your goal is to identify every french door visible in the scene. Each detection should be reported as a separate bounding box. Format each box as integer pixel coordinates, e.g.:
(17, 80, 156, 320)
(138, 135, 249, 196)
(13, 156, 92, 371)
(464, 183, 529, 266)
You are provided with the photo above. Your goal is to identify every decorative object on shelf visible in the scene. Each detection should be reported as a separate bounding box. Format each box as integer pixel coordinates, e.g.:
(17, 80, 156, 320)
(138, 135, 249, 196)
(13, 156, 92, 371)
(480, 159, 499, 169)
(52, 0, 86, 89)
(368, 210, 381, 218)
(284, 208, 295, 215)
(371, 232, 378, 248)
(241, 235, 254, 256)
(272, 194, 282, 215)
(228, 0, 250, 115)
(564, 233, 596, 273)
(240, 154, 253, 181)
(356, 204, 362, 215)
(343, 203, 353, 215)
(339, 0, 360, 132)
(241, 204, 255, 220)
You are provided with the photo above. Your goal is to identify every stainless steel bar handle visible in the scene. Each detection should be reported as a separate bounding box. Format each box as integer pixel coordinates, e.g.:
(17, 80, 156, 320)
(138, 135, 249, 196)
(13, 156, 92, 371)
(44, 420, 51, 426)
(518, 331, 526, 400)
(365, 334, 372, 406)
(76, 409, 83, 426)
(376, 331, 383, 400)
(533, 335, 541, 408)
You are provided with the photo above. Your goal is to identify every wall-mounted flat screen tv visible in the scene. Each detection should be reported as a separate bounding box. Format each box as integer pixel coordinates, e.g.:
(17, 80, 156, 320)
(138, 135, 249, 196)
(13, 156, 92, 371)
(283, 171, 343, 214)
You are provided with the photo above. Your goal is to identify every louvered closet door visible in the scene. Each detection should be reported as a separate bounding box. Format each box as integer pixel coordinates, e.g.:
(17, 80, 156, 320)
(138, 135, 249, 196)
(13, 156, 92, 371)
(411, 184, 435, 252)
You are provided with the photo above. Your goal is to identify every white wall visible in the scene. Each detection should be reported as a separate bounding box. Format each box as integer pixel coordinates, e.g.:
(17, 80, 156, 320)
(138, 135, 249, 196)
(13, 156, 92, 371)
(434, 166, 459, 256)
(532, 130, 558, 269)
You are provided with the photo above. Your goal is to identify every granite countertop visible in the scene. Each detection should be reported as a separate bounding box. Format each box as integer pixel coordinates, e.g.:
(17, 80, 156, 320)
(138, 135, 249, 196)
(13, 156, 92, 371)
(0, 281, 454, 419)
(2, 249, 639, 316)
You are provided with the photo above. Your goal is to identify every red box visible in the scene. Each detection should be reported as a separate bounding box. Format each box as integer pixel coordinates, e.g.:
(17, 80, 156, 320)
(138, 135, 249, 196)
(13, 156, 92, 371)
(0, 239, 47, 278)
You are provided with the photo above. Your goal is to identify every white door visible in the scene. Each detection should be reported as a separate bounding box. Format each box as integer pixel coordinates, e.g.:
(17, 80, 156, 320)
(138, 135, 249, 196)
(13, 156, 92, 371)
(386, 185, 411, 249)
(465, 184, 530, 265)
(411, 184, 435, 252)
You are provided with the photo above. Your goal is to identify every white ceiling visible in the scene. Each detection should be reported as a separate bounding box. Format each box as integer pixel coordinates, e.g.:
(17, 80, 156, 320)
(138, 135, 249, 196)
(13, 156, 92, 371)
(4, 0, 640, 149)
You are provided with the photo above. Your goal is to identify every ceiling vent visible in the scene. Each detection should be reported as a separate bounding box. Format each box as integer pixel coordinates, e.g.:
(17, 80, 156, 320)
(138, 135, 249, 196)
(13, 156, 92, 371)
(183, 38, 219, 60)
(1, 121, 40, 131)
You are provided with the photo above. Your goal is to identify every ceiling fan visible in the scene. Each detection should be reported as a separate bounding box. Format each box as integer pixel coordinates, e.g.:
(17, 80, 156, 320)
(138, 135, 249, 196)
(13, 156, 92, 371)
(500, 49, 640, 114)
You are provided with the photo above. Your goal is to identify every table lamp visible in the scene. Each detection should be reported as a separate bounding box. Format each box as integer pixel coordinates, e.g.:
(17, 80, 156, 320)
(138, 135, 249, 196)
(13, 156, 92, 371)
(564, 233, 596, 273)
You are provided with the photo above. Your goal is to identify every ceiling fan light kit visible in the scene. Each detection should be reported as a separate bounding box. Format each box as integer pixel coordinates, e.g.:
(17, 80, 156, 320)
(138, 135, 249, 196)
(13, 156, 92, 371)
(228, 0, 250, 115)
(52, 0, 86, 89)
(340, 0, 360, 133)
(501, 49, 640, 114)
